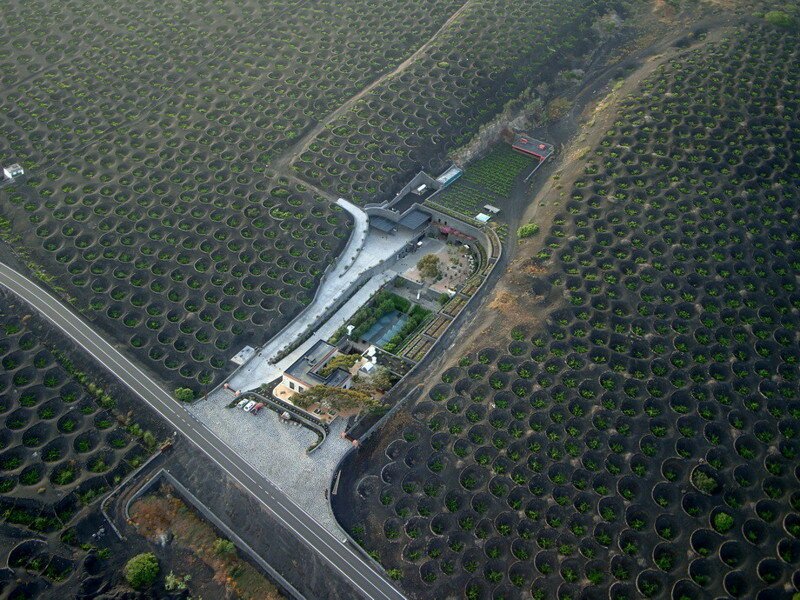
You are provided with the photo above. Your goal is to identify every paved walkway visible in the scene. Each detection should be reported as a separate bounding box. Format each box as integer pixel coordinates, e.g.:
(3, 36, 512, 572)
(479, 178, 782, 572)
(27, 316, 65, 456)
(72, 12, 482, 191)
(188, 229, 448, 533)
(190, 209, 456, 533)
(228, 202, 415, 391)
(189, 216, 456, 536)
(228, 199, 367, 388)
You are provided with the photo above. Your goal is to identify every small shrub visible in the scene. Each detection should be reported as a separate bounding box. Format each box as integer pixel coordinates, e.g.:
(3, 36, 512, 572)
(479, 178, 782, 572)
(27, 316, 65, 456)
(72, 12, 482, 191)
(518, 223, 540, 239)
(713, 512, 734, 534)
(173, 387, 195, 402)
(164, 571, 191, 592)
(764, 10, 794, 27)
(124, 552, 159, 589)
(213, 538, 236, 556)
(692, 469, 719, 495)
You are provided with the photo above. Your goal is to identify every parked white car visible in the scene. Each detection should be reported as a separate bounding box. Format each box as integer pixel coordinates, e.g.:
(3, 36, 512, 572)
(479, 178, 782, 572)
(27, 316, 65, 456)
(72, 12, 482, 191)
(236, 399, 248, 409)
(243, 400, 257, 412)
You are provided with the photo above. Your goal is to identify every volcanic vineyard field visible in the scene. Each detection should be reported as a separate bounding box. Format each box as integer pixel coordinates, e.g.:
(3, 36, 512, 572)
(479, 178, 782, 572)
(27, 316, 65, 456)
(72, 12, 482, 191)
(0, 0, 476, 390)
(291, 0, 612, 204)
(0, 300, 152, 514)
(335, 25, 800, 600)
(1, 0, 466, 169)
(0, 294, 156, 596)
(4, 178, 349, 390)
(6, 173, 350, 390)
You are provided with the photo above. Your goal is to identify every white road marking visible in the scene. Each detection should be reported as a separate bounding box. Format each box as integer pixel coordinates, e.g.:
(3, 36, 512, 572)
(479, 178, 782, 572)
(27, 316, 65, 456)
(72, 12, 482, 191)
(0, 265, 403, 600)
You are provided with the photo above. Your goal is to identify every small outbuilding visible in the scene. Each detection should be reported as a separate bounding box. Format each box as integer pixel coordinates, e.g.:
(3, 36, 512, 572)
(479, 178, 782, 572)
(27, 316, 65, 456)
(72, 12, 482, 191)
(435, 166, 463, 188)
(511, 135, 554, 161)
(3, 164, 24, 180)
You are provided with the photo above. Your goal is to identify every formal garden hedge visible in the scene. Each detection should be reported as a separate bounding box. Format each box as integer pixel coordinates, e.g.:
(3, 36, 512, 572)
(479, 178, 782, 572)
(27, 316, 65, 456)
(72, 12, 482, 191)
(336, 24, 800, 600)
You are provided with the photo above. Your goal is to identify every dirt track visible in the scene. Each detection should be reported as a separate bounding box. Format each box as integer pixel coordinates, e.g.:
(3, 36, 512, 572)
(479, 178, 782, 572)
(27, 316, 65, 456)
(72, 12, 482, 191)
(270, 0, 475, 176)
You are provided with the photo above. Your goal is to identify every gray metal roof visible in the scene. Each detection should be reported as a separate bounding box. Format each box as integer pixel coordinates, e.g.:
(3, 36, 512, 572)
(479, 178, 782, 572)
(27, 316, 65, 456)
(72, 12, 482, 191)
(285, 339, 338, 386)
(398, 209, 430, 231)
(325, 368, 352, 388)
(371, 216, 396, 233)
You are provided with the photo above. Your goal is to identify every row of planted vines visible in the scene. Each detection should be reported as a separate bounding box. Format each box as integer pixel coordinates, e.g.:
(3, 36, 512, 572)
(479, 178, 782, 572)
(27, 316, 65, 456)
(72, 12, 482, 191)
(0, 294, 155, 596)
(0, 297, 152, 509)
(0, 0, 476, 390)
(291, 0, 612, 204)
(336, 25, 800, 600)
(426, 145, 535, 220)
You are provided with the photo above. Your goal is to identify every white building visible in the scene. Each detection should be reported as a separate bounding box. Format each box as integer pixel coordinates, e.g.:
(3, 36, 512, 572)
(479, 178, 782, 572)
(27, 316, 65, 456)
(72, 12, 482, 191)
(280, 339, 354, 395)
(3, 164, 24, 180)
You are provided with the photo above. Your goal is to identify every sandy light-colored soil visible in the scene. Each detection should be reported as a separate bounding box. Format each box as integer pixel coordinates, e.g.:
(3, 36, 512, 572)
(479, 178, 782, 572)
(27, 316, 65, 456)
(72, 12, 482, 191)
(467, 12, 740, 361)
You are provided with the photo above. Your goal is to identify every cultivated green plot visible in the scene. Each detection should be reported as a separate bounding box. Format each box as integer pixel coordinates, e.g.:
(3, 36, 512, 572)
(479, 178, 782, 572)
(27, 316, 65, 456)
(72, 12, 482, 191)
(427, 144, 536, 218)
(461, 145, 535, 198)
(427, 182, 496, 218)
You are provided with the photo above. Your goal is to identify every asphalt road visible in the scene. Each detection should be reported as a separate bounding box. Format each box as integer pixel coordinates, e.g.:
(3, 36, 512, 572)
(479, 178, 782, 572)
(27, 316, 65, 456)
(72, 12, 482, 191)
(0, 263, 405, 600)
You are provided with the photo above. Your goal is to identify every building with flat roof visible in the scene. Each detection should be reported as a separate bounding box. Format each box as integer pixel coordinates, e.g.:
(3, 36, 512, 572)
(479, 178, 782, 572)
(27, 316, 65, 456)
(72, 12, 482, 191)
(370, 208, 431, 234)
(3, 164, 24, 180)
(280, 340, 354, 394)
(511, 135, 554, 160)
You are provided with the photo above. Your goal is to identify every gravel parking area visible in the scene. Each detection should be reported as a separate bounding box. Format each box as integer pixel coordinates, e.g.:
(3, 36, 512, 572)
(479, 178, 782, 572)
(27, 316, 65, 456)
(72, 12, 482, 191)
(188, 389, 353, 535)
